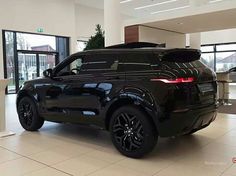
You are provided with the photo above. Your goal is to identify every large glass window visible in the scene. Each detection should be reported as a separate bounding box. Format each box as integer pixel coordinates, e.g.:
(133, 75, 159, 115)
(39, 54, 57, 77)
(17, 33, 56, 51)
(201, 43, 236, 72)
(3, 30, 69, 94)
(216, 52, 236, 72)
(201, 46, 214, 53)
(4, 32, 16, 93)
(201, 53, 215, 70)
(216, 44, 236, 51)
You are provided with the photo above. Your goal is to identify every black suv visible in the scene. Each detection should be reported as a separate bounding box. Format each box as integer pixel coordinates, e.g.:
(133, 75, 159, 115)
(17, 43, 217, 158)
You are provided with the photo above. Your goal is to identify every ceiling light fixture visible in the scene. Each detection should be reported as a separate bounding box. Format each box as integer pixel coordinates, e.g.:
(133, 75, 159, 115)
(135, 0, 177, 10)
(209, 0, 223, 3)
(120, 0, 133, 4)
(151, 5, 190, 14)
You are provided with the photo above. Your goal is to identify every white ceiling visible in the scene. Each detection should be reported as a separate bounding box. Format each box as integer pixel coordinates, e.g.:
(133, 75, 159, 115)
(76, 0, 236, 34)
(75, 0, 229, 18)
(144, 8, 236, 33)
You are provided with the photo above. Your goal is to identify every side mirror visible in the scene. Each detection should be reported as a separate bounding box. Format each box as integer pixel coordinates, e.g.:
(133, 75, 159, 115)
(43, 68, 53, 78)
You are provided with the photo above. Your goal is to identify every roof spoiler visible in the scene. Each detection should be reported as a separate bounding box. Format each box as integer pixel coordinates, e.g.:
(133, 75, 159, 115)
(160, 49, 201, 62)
(106, 42, 166, 49)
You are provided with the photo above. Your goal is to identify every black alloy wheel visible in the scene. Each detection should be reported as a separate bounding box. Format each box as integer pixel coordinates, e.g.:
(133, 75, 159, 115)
(112, 112, 144, 152)
(18, 101, 33, 127)
(110, 106, 158, 158)
(17, 97, 44, 131)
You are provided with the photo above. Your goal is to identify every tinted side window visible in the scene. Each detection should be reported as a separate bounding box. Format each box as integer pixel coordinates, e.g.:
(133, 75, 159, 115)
(56, 56, 84, 76)
(122, 54, 155, 72)
(80, 55, 120, 74)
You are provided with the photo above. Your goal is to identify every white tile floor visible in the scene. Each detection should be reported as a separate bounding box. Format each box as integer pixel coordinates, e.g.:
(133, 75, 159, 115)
(1, 95, 236, 176)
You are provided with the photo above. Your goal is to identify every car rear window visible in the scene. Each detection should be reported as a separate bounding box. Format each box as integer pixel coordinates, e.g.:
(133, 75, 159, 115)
(161, 60, 205, 69)
(161, 49, 201, 62)
(155, 49, 205, 69)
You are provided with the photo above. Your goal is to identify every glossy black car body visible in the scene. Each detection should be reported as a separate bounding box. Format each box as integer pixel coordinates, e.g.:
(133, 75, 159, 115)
(17, 45, 218, 157)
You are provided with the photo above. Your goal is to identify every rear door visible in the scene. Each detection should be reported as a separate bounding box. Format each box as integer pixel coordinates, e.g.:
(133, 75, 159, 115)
(121, 53, 158, 103)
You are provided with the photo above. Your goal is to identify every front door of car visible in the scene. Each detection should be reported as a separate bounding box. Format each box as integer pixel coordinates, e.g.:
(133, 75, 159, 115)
(45, 74, 104, 125)
(42, 55, 98, 124)
(43, 54, 125, 126)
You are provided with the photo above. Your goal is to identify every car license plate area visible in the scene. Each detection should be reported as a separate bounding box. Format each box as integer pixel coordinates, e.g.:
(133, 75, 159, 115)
(197, 83, 214, 95)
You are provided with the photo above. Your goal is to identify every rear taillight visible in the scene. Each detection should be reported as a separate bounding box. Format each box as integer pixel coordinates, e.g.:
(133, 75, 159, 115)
(150, 77, 194, 84)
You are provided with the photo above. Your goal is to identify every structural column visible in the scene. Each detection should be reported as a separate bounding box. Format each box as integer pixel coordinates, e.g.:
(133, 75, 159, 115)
(104, 0, 121, 47)
(0, 31, 4, 79)
(189, 33, 201, 49)
(0, 79, 15, 138)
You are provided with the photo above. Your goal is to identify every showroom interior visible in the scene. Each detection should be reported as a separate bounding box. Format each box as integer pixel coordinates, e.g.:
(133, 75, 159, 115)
(1, 0, 236, 175)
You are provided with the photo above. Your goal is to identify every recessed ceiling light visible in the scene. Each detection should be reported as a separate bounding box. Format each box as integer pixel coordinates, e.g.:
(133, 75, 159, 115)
(209, 0, 223, 3)
(120, 0, 132, 4)
(135, 0, 177, 10)
(151, 5, 190, 14)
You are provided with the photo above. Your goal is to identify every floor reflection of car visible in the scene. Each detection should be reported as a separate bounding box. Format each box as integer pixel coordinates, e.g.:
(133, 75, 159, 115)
(16, 42, 218, 158)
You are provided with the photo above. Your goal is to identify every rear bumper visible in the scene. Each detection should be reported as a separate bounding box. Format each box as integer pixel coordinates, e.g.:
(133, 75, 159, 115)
(158, 104, 218, 137)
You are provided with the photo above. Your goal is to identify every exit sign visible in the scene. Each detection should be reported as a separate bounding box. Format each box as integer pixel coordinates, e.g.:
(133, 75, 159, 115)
(37, 28, 44, 33)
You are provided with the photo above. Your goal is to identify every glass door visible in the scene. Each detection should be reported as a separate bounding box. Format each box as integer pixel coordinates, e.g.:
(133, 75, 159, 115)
(17, 53, 37, 89)
(39, 54, 57, 77)
(16, 50, 58, 92)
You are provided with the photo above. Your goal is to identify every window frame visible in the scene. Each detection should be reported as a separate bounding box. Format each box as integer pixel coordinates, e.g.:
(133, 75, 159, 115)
(53, 53, 124, 76)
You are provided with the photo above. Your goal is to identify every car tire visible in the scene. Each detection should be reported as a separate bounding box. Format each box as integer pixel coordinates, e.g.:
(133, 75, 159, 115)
(17, 97, 44, 131)
(110, 105, 158, 158)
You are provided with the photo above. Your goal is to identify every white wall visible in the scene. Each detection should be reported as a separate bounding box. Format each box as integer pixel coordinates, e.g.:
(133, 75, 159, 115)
(186, 28, 236, 47)
(201, 28, 236, 45)
(139, 26, 186, 48)
(75, 4, 104, 40)
(0, 1, 130, 79)
(0, 0, 77, 79)
(75, 4, 129, 42)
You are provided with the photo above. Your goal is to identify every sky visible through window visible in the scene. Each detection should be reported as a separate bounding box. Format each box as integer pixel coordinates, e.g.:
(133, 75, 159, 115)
(17, 33, 56, 50)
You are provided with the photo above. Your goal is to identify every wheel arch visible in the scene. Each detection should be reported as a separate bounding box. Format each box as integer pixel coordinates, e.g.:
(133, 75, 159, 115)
(17, 89, 38, 108)
(105, 96, 159, 134)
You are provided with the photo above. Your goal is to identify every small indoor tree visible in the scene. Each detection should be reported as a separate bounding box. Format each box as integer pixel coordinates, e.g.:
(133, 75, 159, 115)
(84, 24, 105, 50)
